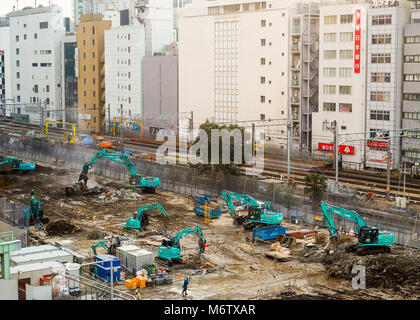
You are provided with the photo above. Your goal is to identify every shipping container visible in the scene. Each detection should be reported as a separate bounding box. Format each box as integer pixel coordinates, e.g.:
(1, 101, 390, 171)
(252, 225, 287, 241)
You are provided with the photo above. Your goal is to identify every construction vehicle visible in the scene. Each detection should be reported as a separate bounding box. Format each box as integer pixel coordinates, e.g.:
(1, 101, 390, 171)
(23, 189, 49, 226)
(157, 225, 206, 266)
(125, 202, 169, 231)
(70, 149, 160, 193)
(193, 194, 221, 220)
(91, 236, 121, 256)
(92, 135, 113, 148)
(0, 158, 36, 173)
(320, 202, 395, 255)
(221, 190, 283, 229)
(46, 120, 77, 144)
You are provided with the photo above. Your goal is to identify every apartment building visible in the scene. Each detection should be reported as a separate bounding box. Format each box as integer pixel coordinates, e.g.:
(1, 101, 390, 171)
(312, 3, 369, 170)
(0, 17, 11, 104)
(289, 2, 320, 151)
(7, 6, 65, 123)
(179, 0, 294, 136)
(61, 33, 78, 124)
(76, 14, 111, 132)
(401, 8, 420, 168)
(365, 3, 409, 170)
(104, 24, 145, 128)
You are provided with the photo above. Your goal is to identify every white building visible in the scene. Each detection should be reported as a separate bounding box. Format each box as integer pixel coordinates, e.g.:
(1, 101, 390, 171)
(135, 0, 175, 56)
(179, 0, 294, 135)
(7, 6, 65, 123)
(104, 24, 146, 123)
(312, 3, 369, 170)
(365, 3, 410, 170)
(0, 17, 11, 104)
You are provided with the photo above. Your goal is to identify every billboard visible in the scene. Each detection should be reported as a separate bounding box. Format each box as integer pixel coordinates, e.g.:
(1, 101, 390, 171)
(79, 113, 91, 120)
(354, 9, 361, 74)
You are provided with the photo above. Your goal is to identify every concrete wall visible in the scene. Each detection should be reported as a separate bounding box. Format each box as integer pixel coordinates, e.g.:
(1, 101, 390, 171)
(0, 280, 18, 299)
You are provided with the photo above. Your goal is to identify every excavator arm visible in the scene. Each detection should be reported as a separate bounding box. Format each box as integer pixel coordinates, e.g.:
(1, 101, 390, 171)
(320, 202, 366, 237)
(221, 190, 260, 219)
(126, 202, 169, 230)
(172, 225, 206, 250)
(91, 241, 111, 256)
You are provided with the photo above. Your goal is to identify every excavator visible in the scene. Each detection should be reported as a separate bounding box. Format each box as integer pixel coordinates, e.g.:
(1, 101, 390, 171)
(157, 225, 206, 266)
(320, 202, 395, 255)
(125, 202, 169, 232)
(0, 157, 36, 173)
(221, 190, 283, 230)
(91, 236, 121, 256)
(66, 149, 160, 194)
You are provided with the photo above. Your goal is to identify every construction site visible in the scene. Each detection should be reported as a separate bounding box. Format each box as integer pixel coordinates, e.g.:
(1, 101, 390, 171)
(0, 128, 419, 301)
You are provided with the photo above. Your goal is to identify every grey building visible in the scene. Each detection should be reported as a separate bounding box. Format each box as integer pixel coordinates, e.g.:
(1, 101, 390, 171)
(143, 55, 178, 139)
(61, 33, 78, 124)
(402, 18, 420, 170)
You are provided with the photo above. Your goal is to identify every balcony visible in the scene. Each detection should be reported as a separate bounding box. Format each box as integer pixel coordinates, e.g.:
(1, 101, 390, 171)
(291, 97, 300, 104)
(290, 61, 300, 70)
(292, 113, 299, 121)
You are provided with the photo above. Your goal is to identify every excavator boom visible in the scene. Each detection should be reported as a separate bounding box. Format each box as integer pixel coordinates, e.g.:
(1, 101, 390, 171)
(125, 202, 169, 230)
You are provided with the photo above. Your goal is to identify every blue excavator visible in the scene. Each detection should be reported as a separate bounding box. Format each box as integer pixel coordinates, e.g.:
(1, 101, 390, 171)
(157, 225, 206, 266)
(125, 202, 169, 232)
(221, 190, 283, 230)
(320, 202, 395, 255)
(66, 149, 160, 194)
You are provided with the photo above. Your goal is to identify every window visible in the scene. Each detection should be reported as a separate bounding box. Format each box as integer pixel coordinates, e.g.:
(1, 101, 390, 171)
(260, 114, 265, 120)
(340, 14, 353, 24)
(24, 34, 27, 40)
(323, 68, 336, 77)
(40, 63, 52, 67)
(370, 91, 390, 102)
(16, 48, 19, 55)
(83, 52, 86, 59)
(339, 103, 352, 112)
(40, 22, 48, 29)
(92, 26, 95, 34)
(324, 33, 336, 42)
(405, 36, 420, 43)
(261, 20, 266, 27)
(16, 72, 20, 79)
(371, 53, 391, 63)
(83, 40, 86, 46)
(341, 126, 347, 130)
(340, 32, 353, 42)
(83, 27, 85, 33)
(93, 91, 96, 97)
(32, 63, 37, 67)
(17, 84, 20, 91)
(405, 55, 420, 62)
(340, 50, 353, 59)
(16, 35, 19, 42)
(34, 33, 37, 39)
(34, 85, 38, 93)
(403, 131, 420, 140)
(371, 72, 391, 82)
(324, 50, 336, 59)
(260, 76, 266, 84)
(404, 74, 420, 81)
(92, 39, 95, 45)
(93, 52, 95, 58)
(83, 65, 86, 71)
(324, 15, 337, 24)
(260, 96, 265, 103)
(93, 65, 95, 71)
(17, 96, 20, 102)
(339, 86, 352, 95)
(323, 85, 336, 94)
(372, 34, 391, 44)
(404, 93, 420, 101)
(339, 68, 352, 77)
(403, 112, 420, 119)
(372, 15, 392, 25)
(46, 85, 49, 92)
(40, 50, 52, 55)
(370, 110, 390, 121)
(16, 60, 20, 67)
(261, 39, 266, 46)
(128, 59, 130, 66)
(93, 78, 95, 84)
(323, 102, 336, 111)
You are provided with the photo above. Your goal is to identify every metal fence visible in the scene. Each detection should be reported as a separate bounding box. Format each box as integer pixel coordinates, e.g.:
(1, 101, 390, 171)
(0, 133, 418, 246)
(0, 199, 28, 247)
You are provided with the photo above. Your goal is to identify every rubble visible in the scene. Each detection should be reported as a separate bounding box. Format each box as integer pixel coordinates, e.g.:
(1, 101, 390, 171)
(45, 220, 81, 236)
(96, 189, 143, 203)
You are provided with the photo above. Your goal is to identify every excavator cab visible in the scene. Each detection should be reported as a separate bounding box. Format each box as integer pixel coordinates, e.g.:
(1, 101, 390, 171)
(358, 226, 379, 245)
(248, 206, 263, 221)
(161, 237, 174, 248)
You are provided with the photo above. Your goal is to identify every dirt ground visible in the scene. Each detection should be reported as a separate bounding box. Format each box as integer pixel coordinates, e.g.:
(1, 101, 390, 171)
(0, 164, 419, 300)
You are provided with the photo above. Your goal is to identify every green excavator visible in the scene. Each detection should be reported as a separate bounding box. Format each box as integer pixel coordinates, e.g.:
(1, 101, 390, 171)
(157, 226, 206, 266)
(91, 236, 121, 256)
(320, 202, 395, 255)
(125, 202, 169, 232)
(221, 190, 283, 229)
(66, 149, 160, 195)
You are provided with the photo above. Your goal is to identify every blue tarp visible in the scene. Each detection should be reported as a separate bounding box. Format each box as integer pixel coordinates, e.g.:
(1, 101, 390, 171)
(122, 149, 134, 155)
(81, 135, 94, 145)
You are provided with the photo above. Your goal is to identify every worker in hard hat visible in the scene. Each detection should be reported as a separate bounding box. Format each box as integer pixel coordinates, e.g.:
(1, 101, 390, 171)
(78, 163, 89, 186)
(182, 276, 190, 296)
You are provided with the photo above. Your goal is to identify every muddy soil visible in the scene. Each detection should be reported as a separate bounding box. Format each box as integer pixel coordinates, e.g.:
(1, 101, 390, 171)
(1, 163, 419, 300)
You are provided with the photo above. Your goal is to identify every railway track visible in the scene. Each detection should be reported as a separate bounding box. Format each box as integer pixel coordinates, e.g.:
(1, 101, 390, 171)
(1, 119, 420, 200)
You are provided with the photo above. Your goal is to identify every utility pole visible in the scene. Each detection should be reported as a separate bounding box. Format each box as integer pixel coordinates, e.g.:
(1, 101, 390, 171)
(386, 139, 391, 199)
(120, 106, 124, 151)
(110, 258, 114, 301)
(332, 120, 339, 187)
(403, 162, 407, 199)
(252, 123, 255, 176)
(287, 120, 291, 183)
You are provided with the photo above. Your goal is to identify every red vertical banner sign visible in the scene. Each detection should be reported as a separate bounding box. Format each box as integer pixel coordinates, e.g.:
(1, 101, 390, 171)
(354, 9, 361, 73)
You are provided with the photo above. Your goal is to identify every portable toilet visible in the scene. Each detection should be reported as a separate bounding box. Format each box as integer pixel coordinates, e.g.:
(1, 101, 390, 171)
(94, 255, 121, 283)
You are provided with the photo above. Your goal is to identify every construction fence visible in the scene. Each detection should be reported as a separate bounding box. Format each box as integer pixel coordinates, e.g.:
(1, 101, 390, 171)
(0, 199, 28, 247)
(0, 133, 418, 246)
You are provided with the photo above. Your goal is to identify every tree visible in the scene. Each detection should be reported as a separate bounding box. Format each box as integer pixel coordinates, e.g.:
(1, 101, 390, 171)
(304, 173, 327, 208)
(190, 121, 248, 175)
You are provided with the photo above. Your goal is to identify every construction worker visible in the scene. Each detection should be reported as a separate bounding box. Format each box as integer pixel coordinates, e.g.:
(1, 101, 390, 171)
(135, 289, 141, 300)
(78, 163, 89, 186)
(29, 189, 41, 227)
(182, 276, 190, 296)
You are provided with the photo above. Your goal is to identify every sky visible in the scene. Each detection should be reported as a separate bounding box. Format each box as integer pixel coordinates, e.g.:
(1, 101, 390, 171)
(0, 0, 72, 18)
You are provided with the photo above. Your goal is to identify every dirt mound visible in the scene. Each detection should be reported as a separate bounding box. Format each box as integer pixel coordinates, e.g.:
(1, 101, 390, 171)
(45, 220, 81, 236)
(87, 230, 106, 240)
